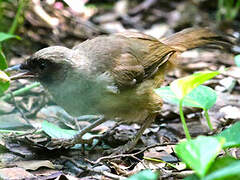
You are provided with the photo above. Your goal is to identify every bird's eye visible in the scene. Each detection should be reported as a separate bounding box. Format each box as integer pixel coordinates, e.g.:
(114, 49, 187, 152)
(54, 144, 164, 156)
(39, 62, 46, 71)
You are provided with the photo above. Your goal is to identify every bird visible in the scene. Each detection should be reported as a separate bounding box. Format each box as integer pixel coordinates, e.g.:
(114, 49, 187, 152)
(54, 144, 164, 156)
(7, 27, 231, 153)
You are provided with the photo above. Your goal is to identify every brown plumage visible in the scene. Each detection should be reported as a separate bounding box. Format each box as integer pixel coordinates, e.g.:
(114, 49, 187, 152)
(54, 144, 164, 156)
(8, 27, 231, 153)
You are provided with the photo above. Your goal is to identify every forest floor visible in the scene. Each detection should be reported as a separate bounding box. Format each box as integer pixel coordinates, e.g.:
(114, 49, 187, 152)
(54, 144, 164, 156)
(0, 0, 239, 179)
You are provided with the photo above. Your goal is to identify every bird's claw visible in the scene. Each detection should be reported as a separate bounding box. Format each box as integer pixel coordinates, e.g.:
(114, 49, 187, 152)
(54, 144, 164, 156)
(104, 140, 136, 155)
(44, 138, 74, 149)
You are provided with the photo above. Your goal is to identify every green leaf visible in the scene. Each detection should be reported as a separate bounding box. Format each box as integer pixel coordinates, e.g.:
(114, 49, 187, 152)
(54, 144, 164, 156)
(127, 169, 158, 180)
(234, 54, 240, 67)
(186, 85, 217, 110)
(0, 82, 40, 101)
(0, 32, 20, 42)
(154, 85, 217, 110)
(155, 86, 186, 105)
(0, 32, 20, 70)
(0, 70, 10, 95)
(175, 136, 225, 178)
(170, 71, 220, 99)
(41, 121, 95, 141)
(217, 121, 240, 148)
(205, 156, 240, 180)
(0, 49, 7, 70)
(42, 121, 78, 139)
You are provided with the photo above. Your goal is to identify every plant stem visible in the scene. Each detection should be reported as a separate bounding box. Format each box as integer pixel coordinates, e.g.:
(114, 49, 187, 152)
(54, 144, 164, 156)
(232, 0, 240, 20)
(179, 99, 191, 141)
(216, 0, 223, 22)
(0, 0, 3, 23)
(0, 130, 27, 134)
(143, 156, 177, 169)
(0, 82, 40, 101)
(0, 48, 7, 70)
(204, 110, 213, 131)
(8, 0, 25, 34)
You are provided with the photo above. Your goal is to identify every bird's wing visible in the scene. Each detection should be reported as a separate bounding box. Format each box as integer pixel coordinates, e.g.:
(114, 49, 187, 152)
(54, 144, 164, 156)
(73, 31, 176, 90)
(111, 32, 176, 89)
(111, 52, 145, 88)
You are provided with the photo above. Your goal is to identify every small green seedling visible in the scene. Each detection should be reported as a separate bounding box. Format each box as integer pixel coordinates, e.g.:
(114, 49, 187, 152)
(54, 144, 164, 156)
(157, 71, 220, 140)
(175, 136, 225, 178)
(175, 122, 240, 180)
(155, 85, 217, 130)
(170, 71, 219, 100)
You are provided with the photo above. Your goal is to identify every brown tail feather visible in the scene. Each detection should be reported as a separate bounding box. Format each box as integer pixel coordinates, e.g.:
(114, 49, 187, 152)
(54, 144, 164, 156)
(160, 28, 233, 52)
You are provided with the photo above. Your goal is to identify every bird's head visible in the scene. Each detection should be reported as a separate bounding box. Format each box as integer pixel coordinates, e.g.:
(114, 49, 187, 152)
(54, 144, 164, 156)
(7, 46, 75, 85)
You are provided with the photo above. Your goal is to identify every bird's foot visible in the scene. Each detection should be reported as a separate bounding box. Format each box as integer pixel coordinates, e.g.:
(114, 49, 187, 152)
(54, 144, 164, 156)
(45, 135, 98, 150)
(45, 138, 75, 149)
(45, 116, 106, 150)
(104, 140, 137, 155)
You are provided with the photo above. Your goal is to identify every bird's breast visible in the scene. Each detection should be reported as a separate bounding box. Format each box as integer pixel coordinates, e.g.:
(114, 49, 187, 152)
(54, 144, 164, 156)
(41, 72, 117, 117)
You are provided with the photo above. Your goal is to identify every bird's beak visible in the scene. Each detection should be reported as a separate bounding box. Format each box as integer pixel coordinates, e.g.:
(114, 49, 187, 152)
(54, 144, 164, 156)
(5, 64, 35, 80)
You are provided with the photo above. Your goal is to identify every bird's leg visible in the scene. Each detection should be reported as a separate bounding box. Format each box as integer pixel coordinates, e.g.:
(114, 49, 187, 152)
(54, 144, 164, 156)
(73, 115, 102, 130)
(57, 110, 101, 130)
(46, 115, 106, 149)
(72, 115, 107, 145)
(132, 116, 155, 148)
(75, 115, 102, 122)
(106, 114, 155, 154)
